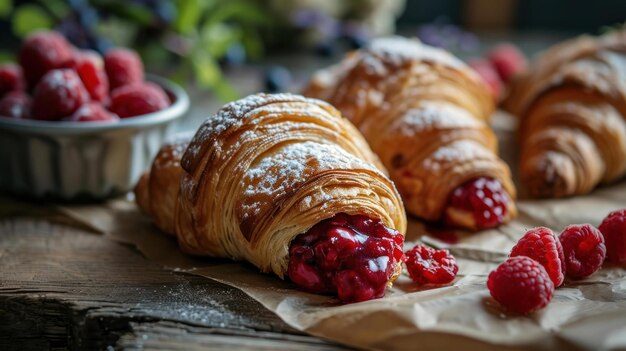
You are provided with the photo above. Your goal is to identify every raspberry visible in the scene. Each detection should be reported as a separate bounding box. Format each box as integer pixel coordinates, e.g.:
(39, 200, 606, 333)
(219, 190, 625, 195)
(468, 58, 503, 100)
(109, 82, 170, 118)
(104, 48, 144, 89)
(31, 69, 90, 121)
(599, 209, 626, 264)
(487, 256, 554, 315)
(404, 244, 458, 285)
(65, 103, 119, 122)
(510, 227, 565, 287)
(444, 177, 510, 230)
(487, 43, 527, 84)
(0, 91, 31, 119)
(288, 213, 404, 303)
(0, 64, 25, 97)
(68, 50, 109, 102)
(19, 31, 73, 87)
(559, 224, 606, 279)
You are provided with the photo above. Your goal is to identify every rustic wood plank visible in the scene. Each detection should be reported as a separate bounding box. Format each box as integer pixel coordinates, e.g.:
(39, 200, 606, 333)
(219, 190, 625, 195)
(0, 218, 349, 350)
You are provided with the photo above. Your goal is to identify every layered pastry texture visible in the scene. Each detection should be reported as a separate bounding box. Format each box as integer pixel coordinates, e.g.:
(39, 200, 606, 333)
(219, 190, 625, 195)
(135, 93, 407, 302)
(305, 37, 517, 230)
(504, 29, 626, 198)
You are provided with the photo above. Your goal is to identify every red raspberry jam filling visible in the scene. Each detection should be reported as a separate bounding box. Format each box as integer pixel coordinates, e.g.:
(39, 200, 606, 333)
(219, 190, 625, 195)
(287, 213, 404, 303)
(444, 177, 510, 230)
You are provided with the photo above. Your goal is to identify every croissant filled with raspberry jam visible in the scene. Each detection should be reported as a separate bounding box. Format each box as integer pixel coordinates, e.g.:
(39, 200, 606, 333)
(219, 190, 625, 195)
(503, 29, 626, 198)
(304, 37, 517, 231)
(135, 93, 407, 303)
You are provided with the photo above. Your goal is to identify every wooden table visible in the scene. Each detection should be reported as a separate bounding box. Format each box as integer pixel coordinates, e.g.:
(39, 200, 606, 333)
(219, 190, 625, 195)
(0, 214, 348, 350)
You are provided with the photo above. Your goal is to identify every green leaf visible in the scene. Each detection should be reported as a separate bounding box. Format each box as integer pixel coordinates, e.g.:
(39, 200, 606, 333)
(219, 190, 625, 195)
(0, 0, 12, 18)
(200, 22, 240, 57)
(205, 1, 271, 27)
(175, 0, 203, 35)
(212, 80, 239, 102)
(37, 0, 69, 20)
(241, 29, 264, 59)
(12, 5, 53, 38)
(192, 52, 221, 86)
(120, 4, 154, 26)
(191, 51, 238, 101)
(96, 19, 139, 47)
(0, 51, 15, 64)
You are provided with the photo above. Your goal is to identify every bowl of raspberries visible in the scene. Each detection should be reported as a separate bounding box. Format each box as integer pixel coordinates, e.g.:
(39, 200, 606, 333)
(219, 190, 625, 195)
(0, 30, 189, 200)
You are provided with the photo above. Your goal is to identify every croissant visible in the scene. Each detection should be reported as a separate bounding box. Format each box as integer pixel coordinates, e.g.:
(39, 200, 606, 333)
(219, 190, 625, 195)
(504, 29, 626, 197)
(135, 93, 407, 303)
(304, 37, 517, 230)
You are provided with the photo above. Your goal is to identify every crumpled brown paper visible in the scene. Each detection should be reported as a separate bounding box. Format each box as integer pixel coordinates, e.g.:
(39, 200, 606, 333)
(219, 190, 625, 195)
(19, 112, 626, 351)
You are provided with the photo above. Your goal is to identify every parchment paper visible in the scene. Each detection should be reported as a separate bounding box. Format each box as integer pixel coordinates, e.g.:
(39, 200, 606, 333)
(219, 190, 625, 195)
(14, 112, 626, 351)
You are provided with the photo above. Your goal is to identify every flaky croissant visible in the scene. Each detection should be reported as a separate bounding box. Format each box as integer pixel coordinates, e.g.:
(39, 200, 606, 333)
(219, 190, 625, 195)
(304, 37, 517, 230)
(504, 29, 626, 197)
(135, 93, 407, 303)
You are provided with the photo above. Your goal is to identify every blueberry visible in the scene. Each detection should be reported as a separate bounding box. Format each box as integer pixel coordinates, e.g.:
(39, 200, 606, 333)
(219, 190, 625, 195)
(221, 43, 246, 67)
(78, 7, 99, 29)
(90, 37, 113, 55)
(341, 23, 370, 49)
(67, 0, 88, 11)
(154, 0, 177, 24)
(314, 41, 336, 57)
(459, 32, 480, 52)
(264, 66, 291, 93)
(347, 34, 368, 49)
(290, 9, 328, 28)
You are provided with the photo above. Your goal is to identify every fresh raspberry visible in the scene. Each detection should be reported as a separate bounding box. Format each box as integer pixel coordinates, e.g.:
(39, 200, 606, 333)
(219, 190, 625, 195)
(104, 48, 144, 89)
(31, 69, 90, 121)
(0, 91, 31, 119)
(109, 82, 170, 118)
(445, 177, 510, 230)
(67, 50, 109, 102)
(559, 224, 606, 279)
(487, 43, 528, 84)
(599, 209, 626, 264)
(18, 31, 73, 87)
(0, 64, 26, 97)
(65, 103, 119, 122)
(404, 244, 458, 285)
(487, 256, 554, 315)
(468, 58, 503, 100)
(288, 213, 404, 303)
(510, 227, 565, 287)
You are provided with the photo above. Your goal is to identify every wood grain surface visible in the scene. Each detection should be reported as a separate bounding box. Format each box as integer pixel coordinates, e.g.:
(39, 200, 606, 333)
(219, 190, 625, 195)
(0, 218, 348, 350)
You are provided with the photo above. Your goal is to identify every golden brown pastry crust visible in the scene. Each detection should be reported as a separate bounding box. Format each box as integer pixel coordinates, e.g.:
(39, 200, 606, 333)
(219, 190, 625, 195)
(136, 93, 406, 279)
(504, 29, 626, 197)
(304, 37, 517, 226)
(135, 133, 191, 235)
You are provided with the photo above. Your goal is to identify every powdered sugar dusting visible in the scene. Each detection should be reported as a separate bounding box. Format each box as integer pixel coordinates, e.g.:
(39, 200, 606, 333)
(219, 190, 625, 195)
(240, 141, 378, 220)
(396, 102, 480, 136)
(184, 93, 329, 164)
(422, 140, 492, 171)
(366, 36, 465, 69)
(154, 132, 193, 169)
